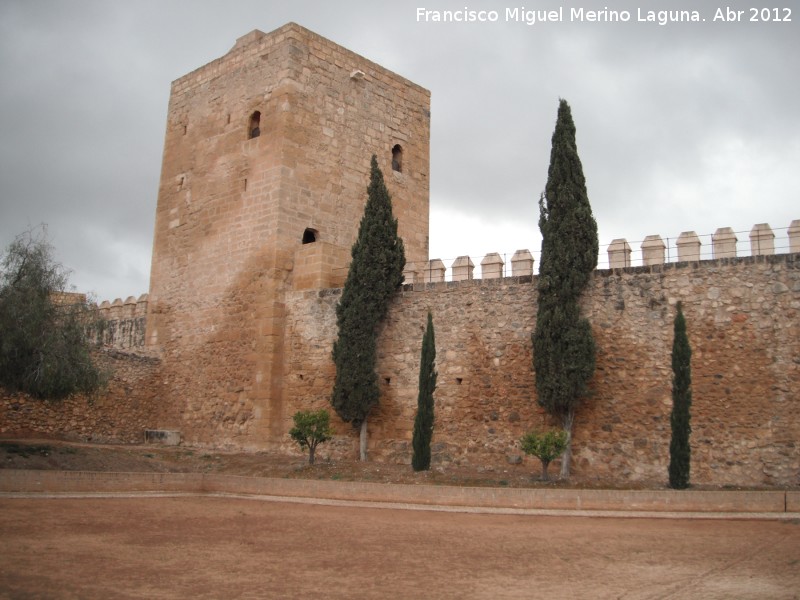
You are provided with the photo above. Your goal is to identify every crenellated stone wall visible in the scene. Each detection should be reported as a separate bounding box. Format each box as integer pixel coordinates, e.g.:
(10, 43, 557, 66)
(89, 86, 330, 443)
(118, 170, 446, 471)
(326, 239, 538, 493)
(608, 221, 800, 268)
(279, 252, 799, 486)
(91, 294, 149, 350)
(2, 17, 797, 488)
(414, 219, 800, 280)
(2, 252, 798, 486)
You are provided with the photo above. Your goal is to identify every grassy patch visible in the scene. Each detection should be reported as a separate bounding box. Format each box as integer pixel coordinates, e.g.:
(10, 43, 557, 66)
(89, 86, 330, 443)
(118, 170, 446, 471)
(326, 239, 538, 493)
(1, 442, 52, 458)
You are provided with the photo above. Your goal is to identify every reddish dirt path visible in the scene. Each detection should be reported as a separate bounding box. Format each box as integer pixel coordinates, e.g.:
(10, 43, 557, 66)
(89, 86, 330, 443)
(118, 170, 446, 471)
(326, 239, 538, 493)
(1, 497, 798, 599)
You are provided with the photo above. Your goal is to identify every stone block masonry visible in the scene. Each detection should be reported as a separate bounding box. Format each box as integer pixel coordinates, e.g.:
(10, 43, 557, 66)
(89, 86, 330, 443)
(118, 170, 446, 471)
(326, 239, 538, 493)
(145, 23, 430, 449)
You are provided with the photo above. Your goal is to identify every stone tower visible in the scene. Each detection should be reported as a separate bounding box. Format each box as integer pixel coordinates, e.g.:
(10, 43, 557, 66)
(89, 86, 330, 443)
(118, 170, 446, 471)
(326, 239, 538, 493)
(145, 23, 430, 448)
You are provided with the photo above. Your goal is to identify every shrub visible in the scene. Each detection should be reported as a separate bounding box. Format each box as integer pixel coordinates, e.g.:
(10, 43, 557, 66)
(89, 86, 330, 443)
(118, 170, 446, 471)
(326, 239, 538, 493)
(289, 410, 333, 465)
(0, 226, 103, 399)
(521, 429, 569, 481)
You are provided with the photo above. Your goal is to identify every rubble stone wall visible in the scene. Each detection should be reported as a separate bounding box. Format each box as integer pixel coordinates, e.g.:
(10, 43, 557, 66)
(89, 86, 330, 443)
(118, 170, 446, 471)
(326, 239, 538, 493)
(2, 254, 797, 486)
(0, 350, 171, 444)
(281, 253, 799, 486)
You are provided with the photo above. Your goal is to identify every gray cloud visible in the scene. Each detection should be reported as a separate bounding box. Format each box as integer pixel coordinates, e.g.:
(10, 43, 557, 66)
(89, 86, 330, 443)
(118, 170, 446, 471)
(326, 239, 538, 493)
(1, 0, 798, 298)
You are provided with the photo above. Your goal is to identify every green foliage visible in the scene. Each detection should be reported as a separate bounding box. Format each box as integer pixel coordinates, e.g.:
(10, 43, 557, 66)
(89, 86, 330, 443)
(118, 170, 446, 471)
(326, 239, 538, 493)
(538, 100, 598, 295)
(331, 156, 405, 428)
(532, 99, 598, 477)
(669, 302, 692, 489)
(520, 429, 569, 481)
(289, 410, 333, 465)
(533, 303, 595, 420)
(0, 226, 102, 400)
(412, 312, 437, 471)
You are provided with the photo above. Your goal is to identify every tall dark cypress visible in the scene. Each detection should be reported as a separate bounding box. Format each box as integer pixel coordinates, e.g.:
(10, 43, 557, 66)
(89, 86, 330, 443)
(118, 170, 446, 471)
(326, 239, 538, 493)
(669, 302, 692, 489)
(532, 99, 599, 478)
(331, 155, 405, 460)
(412, 311, 437, 471)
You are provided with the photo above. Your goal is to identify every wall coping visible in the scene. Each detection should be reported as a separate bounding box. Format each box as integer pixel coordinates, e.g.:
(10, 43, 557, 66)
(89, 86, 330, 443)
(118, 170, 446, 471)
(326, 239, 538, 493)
(1, 470, 796, 518)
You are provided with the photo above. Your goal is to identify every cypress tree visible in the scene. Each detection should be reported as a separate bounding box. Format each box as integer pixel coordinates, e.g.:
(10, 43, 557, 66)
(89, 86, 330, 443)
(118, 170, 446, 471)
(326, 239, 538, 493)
(669, 302, 692, 489)
(331, 155, 405, 460)
(532, 99, 599, 478)
(412, 311, 437, 471)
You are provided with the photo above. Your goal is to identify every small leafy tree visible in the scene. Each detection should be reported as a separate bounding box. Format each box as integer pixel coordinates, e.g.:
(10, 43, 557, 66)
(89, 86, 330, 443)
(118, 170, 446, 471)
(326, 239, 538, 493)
(412, 311, 437, 472)
(521, 429, 569, 481)
(669, 302, 692, 489)
(289, 410, 333, 465)
(532, 99, 599, 478)
(0, 226, 102, 399)
(331, 155, 405, 460)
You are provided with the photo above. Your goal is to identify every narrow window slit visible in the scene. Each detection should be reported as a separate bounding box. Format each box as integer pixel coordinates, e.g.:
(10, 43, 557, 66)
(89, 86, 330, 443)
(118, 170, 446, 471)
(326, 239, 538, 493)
(391, 144, 403, 172)
(248, 111, 261, 139)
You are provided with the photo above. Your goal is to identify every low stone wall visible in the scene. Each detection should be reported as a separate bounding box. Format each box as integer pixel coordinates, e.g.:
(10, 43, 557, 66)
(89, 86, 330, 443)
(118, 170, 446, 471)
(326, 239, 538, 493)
(0, 470, 794, 516)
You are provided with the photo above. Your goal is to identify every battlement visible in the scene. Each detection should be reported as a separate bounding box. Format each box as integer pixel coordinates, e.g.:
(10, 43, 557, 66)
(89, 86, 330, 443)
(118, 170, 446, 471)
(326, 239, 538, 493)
(407, 220, 799, 283)
(90, 294, 148, 350)
(606, 220, 800, 269)
(95, 294, 149, 320)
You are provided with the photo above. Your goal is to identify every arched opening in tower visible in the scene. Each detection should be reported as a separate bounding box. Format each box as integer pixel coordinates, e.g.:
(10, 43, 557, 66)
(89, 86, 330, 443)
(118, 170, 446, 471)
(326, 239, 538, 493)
(391, 144, 403, 172)
(302, 228, 318, 244)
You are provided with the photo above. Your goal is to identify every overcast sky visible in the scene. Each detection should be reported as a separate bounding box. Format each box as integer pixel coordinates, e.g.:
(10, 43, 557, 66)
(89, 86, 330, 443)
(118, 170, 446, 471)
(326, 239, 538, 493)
(1, 0, 797, 301)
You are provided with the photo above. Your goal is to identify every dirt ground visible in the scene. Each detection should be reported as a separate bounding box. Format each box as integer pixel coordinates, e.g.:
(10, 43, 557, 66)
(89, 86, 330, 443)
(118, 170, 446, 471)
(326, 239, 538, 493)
(0, 437, 623, 489)
(0, 438, 788, 491)
(0, 496, 798, 599)
(1, 439, 799, 598)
